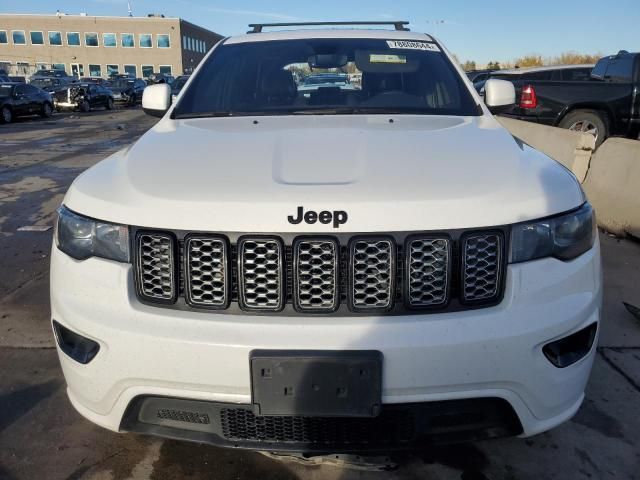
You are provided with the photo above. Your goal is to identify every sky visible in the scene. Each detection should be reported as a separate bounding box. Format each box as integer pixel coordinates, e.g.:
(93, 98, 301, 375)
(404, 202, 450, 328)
(3, 0, 638, 65)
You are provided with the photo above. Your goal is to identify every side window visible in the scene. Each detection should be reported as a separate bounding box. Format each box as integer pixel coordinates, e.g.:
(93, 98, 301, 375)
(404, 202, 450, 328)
(25, 85, 39, 94)
(15, 85, 27, 95)
(604, 57, 633, 83)
(562, 68, 591, 81)
(590, 59, 609, 80)
(523, 71, 553, 81)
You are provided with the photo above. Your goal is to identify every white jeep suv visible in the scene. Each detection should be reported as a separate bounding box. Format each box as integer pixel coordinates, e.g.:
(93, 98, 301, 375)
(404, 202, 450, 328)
(51, 22, 601, 453)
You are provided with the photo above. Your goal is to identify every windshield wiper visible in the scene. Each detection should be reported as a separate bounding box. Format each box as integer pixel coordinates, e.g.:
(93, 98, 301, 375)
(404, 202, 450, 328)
(289, 107, 435, 115)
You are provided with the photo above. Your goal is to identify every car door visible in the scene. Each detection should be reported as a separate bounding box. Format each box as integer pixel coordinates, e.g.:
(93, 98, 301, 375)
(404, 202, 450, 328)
(24, 85, 42, 112)
(12, 85, 30, 115)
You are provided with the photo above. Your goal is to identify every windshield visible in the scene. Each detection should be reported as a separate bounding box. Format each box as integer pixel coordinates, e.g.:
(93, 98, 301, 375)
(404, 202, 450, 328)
(30, 79, 55, 88)
(0, 85, 12, 98)
(112, 79, 134, 88)
(174, 38, 479, 118)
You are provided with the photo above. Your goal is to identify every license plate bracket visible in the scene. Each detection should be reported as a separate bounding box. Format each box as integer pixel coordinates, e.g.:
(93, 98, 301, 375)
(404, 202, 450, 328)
(250, 350, 383, 417)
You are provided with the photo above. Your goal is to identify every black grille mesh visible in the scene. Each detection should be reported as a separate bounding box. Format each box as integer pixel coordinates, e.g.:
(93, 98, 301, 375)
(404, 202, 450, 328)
(407, 238, 450, 307)
(136, 233, 175, 301)
(238, 238, 284, 310)
(462, 233, 502, 302)
(134, 231, 505, 313)
(294, 239, 338, 311)
(220, 408, 414, 445)
(157, 408, 211, 425)
(185, 237, 228, 307)
(350, 239, 395, 310)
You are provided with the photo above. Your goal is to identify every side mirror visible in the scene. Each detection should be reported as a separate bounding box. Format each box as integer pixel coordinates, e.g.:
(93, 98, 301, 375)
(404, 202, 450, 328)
(142, 83, 172, 118)
(484, 79, 516, 114)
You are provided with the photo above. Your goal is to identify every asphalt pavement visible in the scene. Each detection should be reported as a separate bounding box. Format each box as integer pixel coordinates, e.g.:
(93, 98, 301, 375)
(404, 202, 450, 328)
(1, 109, 639, 480)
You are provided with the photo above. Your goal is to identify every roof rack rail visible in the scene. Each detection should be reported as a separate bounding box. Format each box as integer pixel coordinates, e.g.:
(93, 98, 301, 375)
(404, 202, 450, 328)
(247, 21, 410, 34)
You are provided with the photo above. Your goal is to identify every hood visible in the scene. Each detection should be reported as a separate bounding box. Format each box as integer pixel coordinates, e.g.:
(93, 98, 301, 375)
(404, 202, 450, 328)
(64, 115, 583, 232)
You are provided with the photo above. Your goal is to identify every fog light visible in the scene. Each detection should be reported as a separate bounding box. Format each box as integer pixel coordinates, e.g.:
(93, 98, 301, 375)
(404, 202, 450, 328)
(543, 323, 597, 368)
(52, 320, 100, 364)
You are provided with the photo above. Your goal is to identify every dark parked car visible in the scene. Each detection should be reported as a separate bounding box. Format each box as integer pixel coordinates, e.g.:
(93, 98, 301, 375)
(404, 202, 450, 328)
(110, 78, 147, 105)
(170, 75, 190, 101)
(146, 72, 174, 85)
(0, 83, 54, 123)
(79, 77, 113, 87)
(489, 53, 640, 145)
(54, 83, 114, 112)
(30, 77, 75, 95)
(0, 73, 10, 83)
(31, 69, 73, 79)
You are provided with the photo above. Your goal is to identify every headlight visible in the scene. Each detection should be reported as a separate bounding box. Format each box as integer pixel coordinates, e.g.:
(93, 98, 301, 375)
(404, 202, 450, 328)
(55, 206, 129, 262)
(510, 203, 596, 263)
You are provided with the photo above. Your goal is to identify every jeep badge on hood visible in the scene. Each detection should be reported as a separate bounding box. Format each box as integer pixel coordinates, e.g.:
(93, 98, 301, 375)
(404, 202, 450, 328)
(288, 206, 348, 228)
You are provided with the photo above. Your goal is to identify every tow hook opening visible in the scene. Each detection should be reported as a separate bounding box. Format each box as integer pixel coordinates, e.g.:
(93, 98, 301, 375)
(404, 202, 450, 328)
(52, 320, 100, 364)
(543, 323, 598, 368)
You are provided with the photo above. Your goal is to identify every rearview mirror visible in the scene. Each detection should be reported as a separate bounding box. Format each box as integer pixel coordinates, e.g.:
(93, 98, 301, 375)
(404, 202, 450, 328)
(308, 54, 348, 69)
(484, 79, 515, 114)
(142, 83, 171, 118)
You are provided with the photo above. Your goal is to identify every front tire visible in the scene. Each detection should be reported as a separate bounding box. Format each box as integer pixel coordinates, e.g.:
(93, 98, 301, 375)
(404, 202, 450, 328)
(559, 110, 609, 147)
(80, 100, 91, 113)
(106, 97, 114, 110)
(1, 106, 12, 124)
(41, 102, 53, 118)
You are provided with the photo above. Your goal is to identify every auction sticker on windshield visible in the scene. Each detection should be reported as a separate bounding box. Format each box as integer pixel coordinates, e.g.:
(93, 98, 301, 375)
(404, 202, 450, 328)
(386, 40, 440, 52)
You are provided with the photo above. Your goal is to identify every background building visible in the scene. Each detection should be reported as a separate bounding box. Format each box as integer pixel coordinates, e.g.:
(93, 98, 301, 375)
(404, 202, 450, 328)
(0, 13, 223, 78)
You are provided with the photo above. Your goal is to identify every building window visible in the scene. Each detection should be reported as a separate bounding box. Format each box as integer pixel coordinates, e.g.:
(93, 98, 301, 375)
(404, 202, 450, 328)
(182, 35, 187, 49)
(103, 33, 117, 47)
(0, 31, 8, 44)
(85, 33, 99, 47)
(157, 34, 170, 48)
(121, 33, 134, 48)
(124, 64, 137, 77)
(107, 64, 119, 76)
(12, 31, 26, 45)
(89, 64, 102, 77)
(48, 31, 62, 46)
(141, 65, 154, 78)
(36, 62, 48, 70)
(52, 63, 66, 71)
(67, 32, 81, 46)
(139, 34, 152, 48)
(159, 65, 172, 75)
(30, 31, 44, 45)
(16, 62, 30, 74)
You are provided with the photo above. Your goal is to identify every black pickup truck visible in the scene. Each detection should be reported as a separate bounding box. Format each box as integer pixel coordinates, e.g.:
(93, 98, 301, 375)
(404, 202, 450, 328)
(497, 51, 640, 146)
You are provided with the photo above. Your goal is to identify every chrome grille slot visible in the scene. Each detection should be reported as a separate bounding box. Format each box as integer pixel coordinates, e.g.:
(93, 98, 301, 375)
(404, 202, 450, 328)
(185, 236, 229, 308)
(349, 238, 395, 311)
(135, 232, 176, 302)
(238, 237, 285, 311)
(293, 238, 339, 312)
(406, 237, 450, 307)
(462, 233, 502, 303)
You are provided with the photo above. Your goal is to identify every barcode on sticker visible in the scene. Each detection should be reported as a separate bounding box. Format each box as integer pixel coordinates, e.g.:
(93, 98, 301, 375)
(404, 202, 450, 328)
(386, 40, 440, 52)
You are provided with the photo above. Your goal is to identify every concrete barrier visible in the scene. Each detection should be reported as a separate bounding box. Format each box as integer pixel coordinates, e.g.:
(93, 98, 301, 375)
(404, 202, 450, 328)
(583, 138, 640, 238)
(497, 117, 595, 182)
(498, 117, 640, 238)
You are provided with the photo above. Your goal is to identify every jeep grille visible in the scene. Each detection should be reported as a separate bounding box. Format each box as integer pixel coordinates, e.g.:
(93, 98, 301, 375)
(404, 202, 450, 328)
(462, 233, 503, 303)
(133, 230, 506, 315)
(406, 237, 450, 307)
(135, 232, 176, 302)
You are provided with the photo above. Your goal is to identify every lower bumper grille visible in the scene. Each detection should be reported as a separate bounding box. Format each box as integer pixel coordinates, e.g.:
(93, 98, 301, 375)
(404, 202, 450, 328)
(121, 396, 523, 451)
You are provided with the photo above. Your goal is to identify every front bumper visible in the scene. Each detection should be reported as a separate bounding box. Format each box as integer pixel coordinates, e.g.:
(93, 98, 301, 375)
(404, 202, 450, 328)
(51, 238, 602, 446)
(54, 101, 79, 110)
